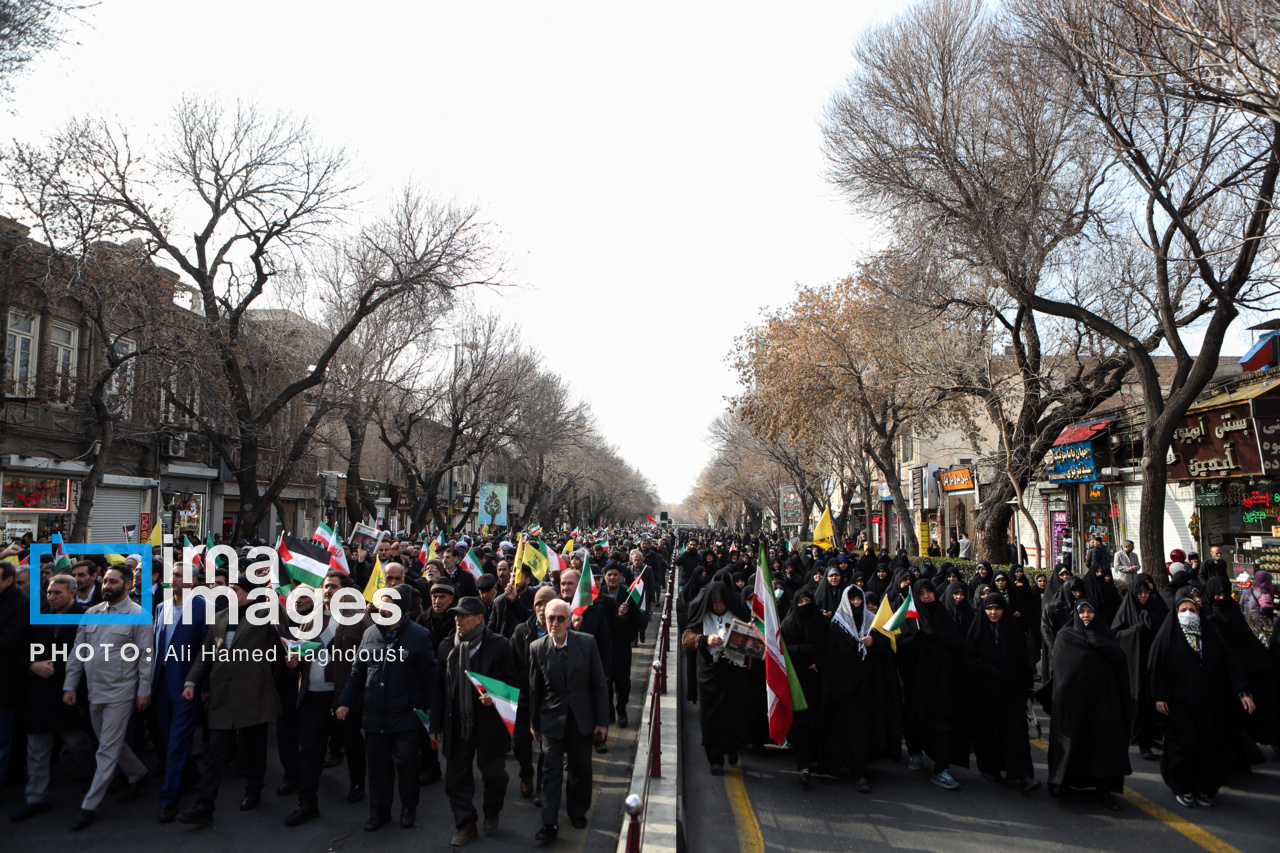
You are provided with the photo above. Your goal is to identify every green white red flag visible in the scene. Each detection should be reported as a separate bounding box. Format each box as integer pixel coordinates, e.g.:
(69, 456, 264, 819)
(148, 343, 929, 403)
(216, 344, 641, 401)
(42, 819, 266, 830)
(461, 546, 485, 581)
(751, 543, 795, 744)
(572, 554, 599, 615)
(466, 671, 521, 735)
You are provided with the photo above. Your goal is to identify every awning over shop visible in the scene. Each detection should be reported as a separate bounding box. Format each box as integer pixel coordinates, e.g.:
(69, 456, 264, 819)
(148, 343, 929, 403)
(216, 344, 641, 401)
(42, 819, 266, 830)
(1188, 375, 1280, 414)
(1053, 417, 1116, 447)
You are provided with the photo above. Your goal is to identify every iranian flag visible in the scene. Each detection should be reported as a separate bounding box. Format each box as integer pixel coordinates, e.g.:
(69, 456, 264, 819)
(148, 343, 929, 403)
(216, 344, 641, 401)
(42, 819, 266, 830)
(751, 543, 795, 745)
(460, 546, 485, 581)
(882, 588, 918, 632)
(571, 554, 599, 615)
(414, 709, 431, 731)
(626, 573, 645, 607)
(277, 534, 332, 587)
(313, 522, 336, 548)
(466, 670, 521, 735)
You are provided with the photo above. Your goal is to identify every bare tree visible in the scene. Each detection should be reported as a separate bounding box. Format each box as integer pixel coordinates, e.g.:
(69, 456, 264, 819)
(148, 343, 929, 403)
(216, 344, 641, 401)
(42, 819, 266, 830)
(0, 0, 86, 98)
(7, 98, 502, 538)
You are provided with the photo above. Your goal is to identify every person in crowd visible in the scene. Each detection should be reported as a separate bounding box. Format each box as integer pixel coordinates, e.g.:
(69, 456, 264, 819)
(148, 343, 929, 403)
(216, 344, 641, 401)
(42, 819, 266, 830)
(1202, 577, 1277, 749)
(431, 596, 518, 846)
(177, 577, 282, 824)
(1044, 599, 1131, 810)
(898, 579, 969, 790)
(957, 532, 974, 560)
(681, 581, 751, 776)
(442, 547, 480, 600)
(69, 560, 102, 609)
(780, 588, 825, 785)
(489, 557, 533, 638)
(13, 573, 92, 822)
(942, 580, 977, 634)
(151, 561, 209, 823)
(0, 559, 29, 791)
(528, 598, 609, 842)
(559, 568, 615, 736)
(384, 562, 423, 620)
(1113, 540, 1140, 582)
(1081, 558, 1122, 628)
(1201, 546, 1230, 584)
(821, 587, 900, 793)
(1110, 574, 1168, 760)
(286, 569, 372, 825)
(512, 585, 557, 802)
(966, 592, 1040, 794)
(814, 565, 845, 619)
(601, 561, 642, 727)
(337, 585, 436, 832)
(1148, 588, 1258, 808)
(62, 564, 155, 830)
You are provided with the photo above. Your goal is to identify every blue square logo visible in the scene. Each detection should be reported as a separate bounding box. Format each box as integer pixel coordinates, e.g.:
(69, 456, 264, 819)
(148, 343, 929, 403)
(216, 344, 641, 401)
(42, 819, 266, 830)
(29, 534, 153, 625)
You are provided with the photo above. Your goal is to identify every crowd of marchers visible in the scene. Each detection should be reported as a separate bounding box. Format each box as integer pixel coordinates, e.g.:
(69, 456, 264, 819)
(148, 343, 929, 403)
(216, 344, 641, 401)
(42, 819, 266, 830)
(0, 530, 671, 846)
(676, 531, 1279, 812)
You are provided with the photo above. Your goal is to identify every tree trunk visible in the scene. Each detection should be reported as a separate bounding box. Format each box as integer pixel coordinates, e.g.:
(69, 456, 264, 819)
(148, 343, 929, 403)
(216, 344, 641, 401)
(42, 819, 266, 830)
(69, 399, 113, 543)
(973, 478, 1014, 565)
(1138, 429, 1173, 584)
(886, 478, 918, 556)
(343, 414, 372, 528)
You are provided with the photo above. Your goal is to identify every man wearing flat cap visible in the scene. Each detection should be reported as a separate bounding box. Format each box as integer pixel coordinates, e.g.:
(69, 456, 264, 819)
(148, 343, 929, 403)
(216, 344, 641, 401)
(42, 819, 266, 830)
(431, 596, 518, 846)
(176, 577, 282, 824)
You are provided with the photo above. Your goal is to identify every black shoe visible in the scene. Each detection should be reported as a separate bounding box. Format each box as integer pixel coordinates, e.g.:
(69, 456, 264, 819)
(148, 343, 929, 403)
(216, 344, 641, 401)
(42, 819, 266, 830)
(419, 764, 442, 786)
(347, 782, 365, 804)
(855, 777, 871, 793)
(11, 801, 50, 822)
(1140, 749, 1156, 761)
(570, 815, 587, 829)
(400, 807, 416, 828)
(276, 782, 297, 797)
(240, 792, 261, 811)
(981, 772, 999, 783)
(365, 815, 390, 832)
(1020, 778, 1042, 795)
(727, 750, 739, 766)
(323, 750, 343, 769)
(595, 741, 609, 754)
(158, 803, 179, 823)
(799, 769, 810, 787)
(285, 804, 320, 826)
(710, 763, 724, 776)
(118, 771, 150, 803)
(535, 824, 558, 843)
(617, 713, 629, 728)
(177, 805, 213, 826)
(71, 808, 95, 831)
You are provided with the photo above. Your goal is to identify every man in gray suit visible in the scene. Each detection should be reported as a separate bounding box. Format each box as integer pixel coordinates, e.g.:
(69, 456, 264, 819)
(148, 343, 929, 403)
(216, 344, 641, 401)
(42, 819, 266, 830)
(529, 598, 608, 842)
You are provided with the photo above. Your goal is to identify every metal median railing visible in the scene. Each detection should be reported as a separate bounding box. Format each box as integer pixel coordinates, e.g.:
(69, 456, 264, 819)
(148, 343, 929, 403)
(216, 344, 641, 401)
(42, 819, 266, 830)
(616, 558, 678, 853)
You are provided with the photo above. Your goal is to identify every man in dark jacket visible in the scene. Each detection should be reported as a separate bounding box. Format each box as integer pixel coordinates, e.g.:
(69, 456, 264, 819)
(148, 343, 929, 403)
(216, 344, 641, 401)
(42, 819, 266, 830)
(0, 559, 30, 790)
(529, 599, 610, 842)
(559, 568, 614, 699)
(601, 563, 642, 727)
(337, 585, 436, 832)
(431, 597, 518, 845)
(13, 574, 90, 821)
(489, 557, 533, 638)
(512, 586, 556, 800)
(177, 578, 283, 824)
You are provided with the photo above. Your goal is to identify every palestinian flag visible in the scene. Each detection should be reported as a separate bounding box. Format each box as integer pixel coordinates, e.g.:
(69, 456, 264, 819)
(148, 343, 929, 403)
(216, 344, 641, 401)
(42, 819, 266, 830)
(751, 543, 796, 744)
(461, 547, 485, 581)
(571, 554, 599, 615)
(626, 573, 645, 607)
(466, 671, 520, 735)
(122, 523, 137, 542)
(281, 636, 322, 656)
(882, 588, 918, 633)
(278, 534, 332, 587)
(51, 534, 71, 573)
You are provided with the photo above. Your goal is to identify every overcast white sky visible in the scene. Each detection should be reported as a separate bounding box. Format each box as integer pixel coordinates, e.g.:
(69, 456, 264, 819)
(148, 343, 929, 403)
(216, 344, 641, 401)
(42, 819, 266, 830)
(7, 1, 1261, 506)
(5, 1, 900, 503)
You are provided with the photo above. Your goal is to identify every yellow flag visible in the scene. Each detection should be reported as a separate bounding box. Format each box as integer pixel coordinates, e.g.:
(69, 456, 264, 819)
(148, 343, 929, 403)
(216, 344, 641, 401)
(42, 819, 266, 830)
(870, 596, 898, 652)
(147, 521, 163, 549)
(362, 557, 386, 603)
(525, 539, 551, 581)
(812, 507, 834, 550)
(513, 538, 527, 584)
(561, 538, 574, 555)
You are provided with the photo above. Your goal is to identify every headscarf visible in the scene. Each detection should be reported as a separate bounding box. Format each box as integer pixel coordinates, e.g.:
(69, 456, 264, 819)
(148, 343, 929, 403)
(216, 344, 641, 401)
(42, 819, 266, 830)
(865, 563, 892, 599)
(940, 579, 976, 632)
(1173, 589, 1202, 657)
(833, 584, 875, 657)
(814, 566, 845, 613)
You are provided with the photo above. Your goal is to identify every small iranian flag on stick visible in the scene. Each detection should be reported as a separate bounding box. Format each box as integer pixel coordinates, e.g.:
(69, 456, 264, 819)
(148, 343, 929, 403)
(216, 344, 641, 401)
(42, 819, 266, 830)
(414, 709, 431, 731)
(461, 547, 485, 581)
(626, 573, 645, 607)
(571, 555, 599, 615)
(466, 671, 521, 735)
(882, 588, 918, 633)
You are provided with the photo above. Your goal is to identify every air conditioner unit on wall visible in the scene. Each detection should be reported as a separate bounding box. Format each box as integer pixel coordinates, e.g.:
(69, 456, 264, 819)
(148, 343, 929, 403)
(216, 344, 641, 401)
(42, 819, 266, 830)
(167, 432, 188, 458)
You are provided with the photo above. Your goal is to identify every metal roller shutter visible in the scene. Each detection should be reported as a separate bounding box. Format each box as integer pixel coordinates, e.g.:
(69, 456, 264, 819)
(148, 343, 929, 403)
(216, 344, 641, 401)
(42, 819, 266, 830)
(89, 487, 143, 544)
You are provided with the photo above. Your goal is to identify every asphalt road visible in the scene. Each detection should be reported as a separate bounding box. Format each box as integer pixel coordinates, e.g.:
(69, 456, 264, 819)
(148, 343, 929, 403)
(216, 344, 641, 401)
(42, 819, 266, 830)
(680, 676, 1280, 853)
(7, 632, 658, 853)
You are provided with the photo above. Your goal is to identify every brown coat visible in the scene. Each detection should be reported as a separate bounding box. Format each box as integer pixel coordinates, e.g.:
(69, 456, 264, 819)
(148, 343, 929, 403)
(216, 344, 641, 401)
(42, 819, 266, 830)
(186, 611, 282, 730)
(298, 614, 373, 710)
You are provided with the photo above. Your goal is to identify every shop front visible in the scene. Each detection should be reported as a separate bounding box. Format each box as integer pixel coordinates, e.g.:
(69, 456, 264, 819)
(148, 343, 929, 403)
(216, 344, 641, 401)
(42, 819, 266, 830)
(940, 466, 975, 549)
(0, 458, 81, 541)
(159, 462, 219, 542)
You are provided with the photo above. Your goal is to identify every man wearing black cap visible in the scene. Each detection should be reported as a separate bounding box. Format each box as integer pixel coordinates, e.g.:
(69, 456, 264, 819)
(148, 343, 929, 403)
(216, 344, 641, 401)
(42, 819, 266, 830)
(475, 573, 499, 620)
(431, 597, 518, 846)
(176, 578, 282, 824)
(337, 585, 436, 831)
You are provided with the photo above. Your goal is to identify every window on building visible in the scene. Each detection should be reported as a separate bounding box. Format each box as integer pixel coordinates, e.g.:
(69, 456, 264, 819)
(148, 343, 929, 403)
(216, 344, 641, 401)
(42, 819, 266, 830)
(161, 370, 199, 425)
(5, 311, 37, 397)
(104, 337, 136, 419)
(49, 324, 77, 400)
